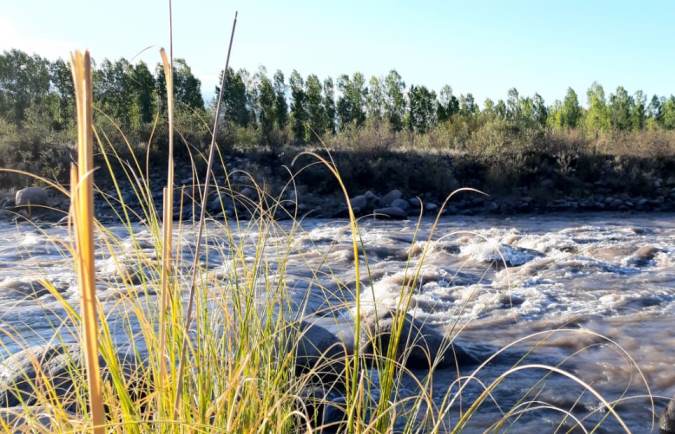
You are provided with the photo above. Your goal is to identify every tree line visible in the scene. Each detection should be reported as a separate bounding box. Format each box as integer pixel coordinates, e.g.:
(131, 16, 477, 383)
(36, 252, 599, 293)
(2, 48, 675, 149)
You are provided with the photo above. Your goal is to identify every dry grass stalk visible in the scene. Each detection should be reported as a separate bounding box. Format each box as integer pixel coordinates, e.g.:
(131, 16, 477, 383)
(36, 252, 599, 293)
(69, 50, 105, 434)
(173, 11, 238, 416)
(158, 46, 175, 389)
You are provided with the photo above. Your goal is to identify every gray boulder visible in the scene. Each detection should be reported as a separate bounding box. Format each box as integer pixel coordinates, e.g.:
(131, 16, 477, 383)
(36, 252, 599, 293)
(662, 393, 675, 433)
(0, 343, 146, 411)
(390, 198, 410, 211)
(15, 187, 48, 208)
(361, 309, 478, 369)
(300, 385, 348, 432)
(0, 344, 81, 408)
(629, 245, 662, 267)
(349, 194, 368, 211)
(295, 316, 356, 386)
(373, 207, 407, 220)
(382, 189, 403, 206)
(0, 406, 57, 432)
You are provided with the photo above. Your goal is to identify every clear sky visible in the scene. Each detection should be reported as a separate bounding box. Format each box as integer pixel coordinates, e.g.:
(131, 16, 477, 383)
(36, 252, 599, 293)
(2, 0, 675, 105)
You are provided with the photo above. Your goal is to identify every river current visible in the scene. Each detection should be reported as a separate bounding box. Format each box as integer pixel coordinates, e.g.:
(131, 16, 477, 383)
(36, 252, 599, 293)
(0, 213, 673, 432)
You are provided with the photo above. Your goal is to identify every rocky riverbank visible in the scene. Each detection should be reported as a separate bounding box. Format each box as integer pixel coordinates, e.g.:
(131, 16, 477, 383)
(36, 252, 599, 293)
(2, 150, 675, 223)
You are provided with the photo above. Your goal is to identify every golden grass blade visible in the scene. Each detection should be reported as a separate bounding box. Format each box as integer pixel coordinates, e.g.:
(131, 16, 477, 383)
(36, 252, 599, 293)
(70, 50, 105, 434)
(158, 45, 175, 391)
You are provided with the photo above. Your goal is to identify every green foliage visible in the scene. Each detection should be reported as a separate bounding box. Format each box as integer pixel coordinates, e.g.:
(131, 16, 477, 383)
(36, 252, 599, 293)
(218, 67, 251, 127)
(272, 70, 288, 130)
(305, 74, 325, 141)
(561, 87, 582, 128)
(384, 70, 406, 131)
(322, 77, 336, 134)
(289, 70, 307, 145)
(437, 85, 459, 122)
(407, 85, 437, 133)
(254, 68, 277, 146)
(336, 72, 367, 129)
(3, 48, 675, 188)
(584, 82, 609, 133)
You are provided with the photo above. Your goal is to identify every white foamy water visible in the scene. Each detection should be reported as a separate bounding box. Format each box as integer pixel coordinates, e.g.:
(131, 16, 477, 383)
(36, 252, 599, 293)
(0, 213, 673, 432)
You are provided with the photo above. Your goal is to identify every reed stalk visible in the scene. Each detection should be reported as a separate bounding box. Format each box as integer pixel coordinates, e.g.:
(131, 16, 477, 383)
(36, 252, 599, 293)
(69, 50, 105, 434)
(158, 45, 175, 395)
(172, 11, 238, 417)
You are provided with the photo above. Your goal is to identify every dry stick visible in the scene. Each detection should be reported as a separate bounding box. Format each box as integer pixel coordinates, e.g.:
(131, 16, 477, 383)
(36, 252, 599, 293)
(158, 45, 175, 396)
(173, 11, 238, 417)
(70, 50, 105, 434)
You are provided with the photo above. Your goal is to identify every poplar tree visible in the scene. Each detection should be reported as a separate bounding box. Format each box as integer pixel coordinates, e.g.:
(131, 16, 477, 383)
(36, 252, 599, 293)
(384, 70, 406, 131)
(305, 74, 325, 141)
(273, 70, 288, 130)
(289, 70, 307, 144)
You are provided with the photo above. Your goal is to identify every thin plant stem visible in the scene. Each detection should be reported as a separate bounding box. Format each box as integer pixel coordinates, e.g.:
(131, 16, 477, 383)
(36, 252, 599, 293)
(173, 10, 238, 417)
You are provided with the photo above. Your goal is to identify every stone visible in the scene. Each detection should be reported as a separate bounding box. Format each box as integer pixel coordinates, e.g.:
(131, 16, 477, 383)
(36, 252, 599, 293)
(424, 202, 439, 212)
(0, 406, 57, 432)
(0, 343, 146, 411)
(241, 187, 257, 200)
(629, 245, 662, 267)
(381, 189, 403, 206)
(294, 316, 356, 386)
(360, 309, 479, 369)
(349, 194, 368, 210)
(662, 393, 675, 433)
(0, 278, 52, 299)
(373, 207, 407, 220)
(15, 187, 48, 208)
(300, 385, 347, 431)
(390, 198, 410, 211)
(0, 344, 82, 408)
(363, 190, 379, 202)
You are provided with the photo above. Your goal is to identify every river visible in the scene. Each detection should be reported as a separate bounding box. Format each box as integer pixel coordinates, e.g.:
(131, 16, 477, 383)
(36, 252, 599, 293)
(0, 213, 673, 432)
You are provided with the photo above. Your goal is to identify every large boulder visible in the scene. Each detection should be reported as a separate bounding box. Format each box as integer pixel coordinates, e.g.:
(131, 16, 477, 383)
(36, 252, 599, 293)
(300, 384, 348, 432)
(382, 189, 403, 206)
(294, 316, 357, 386)
(391, 198, 410, 211)
(0, 344, 82, 408)
(662, 393, 675, 433)
(373, 206, 407, 220)
(629, 245, 662, 267)
(0, 406, 57, 432)
(15, 187, 48, 208)
(0, 343, 146, 411)
(360, 309, 479, 369)
(349, 194, 368, 211)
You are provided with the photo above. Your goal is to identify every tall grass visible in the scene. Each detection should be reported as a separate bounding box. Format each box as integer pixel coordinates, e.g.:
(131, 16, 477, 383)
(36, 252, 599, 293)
(69, 50, 105, 434)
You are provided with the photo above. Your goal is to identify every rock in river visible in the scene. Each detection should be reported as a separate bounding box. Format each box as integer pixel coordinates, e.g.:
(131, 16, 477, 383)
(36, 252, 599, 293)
(361, 309, 479, 369)
(373, 206, 407, 220)
(15, 187, 48, 208)
(662, 393, 675, 433)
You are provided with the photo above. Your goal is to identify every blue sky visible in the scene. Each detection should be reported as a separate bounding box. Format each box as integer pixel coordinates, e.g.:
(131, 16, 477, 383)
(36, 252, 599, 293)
(2, 0, 675, 105)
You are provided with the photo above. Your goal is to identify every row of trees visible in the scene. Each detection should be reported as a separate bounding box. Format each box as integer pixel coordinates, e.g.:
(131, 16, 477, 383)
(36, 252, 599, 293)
(0, 49, 204, 134)
(2, 48, 675, 148)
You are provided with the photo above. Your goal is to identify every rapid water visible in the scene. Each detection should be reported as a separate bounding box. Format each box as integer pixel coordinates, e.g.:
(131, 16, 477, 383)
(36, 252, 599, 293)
(0, 213, 673, 432)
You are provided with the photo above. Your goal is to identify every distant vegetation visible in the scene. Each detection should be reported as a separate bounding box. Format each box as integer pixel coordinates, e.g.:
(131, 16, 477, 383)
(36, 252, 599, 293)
(1, 48, 674, 187)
